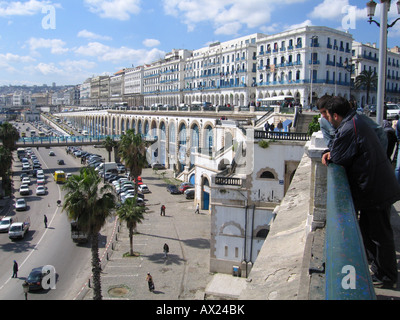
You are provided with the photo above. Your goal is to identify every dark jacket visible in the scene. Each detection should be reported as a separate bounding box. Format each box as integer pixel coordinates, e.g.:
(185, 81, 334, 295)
(330, 110, 400, 210)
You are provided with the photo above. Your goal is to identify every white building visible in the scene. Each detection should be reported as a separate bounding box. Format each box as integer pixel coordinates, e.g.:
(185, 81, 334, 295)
(256, 26, 353, 107)
(124, 66, 144, 106)
(351, 41, 400, 106)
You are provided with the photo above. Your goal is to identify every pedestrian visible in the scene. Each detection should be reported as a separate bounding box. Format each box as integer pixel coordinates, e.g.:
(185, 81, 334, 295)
(320, 96, 400, 288)
(12, 260, 18, 278)
(269, 123, 275, 132)
(316, 94, 387, 151)
(160, 204, 166, 216)
(44, 214, 48, 228)
(163, 243, 169, 258)
(264, 121, 270, 131)
(277, 120, 283, 132)
(195, 203, 200, 214)
(383, 120, 397, 161)
(146, 272, 154, 292)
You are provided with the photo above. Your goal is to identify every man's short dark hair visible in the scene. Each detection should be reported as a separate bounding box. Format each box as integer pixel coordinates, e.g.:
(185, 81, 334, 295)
(316, 94, 333, 110)
(325, 96, 351, 118)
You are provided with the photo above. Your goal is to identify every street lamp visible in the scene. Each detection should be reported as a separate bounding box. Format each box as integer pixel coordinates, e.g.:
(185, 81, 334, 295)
(367, 0, 400, 125)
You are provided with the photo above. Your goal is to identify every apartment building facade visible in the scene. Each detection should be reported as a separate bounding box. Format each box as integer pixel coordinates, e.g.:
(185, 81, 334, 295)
(79, 26, 400, 109)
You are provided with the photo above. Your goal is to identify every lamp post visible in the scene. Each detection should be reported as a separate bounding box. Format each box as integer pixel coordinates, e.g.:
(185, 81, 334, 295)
(367, 0, 400, 125)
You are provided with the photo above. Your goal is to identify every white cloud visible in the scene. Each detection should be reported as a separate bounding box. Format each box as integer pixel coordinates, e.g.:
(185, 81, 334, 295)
(143, 39, 161, 47)
(33, 62, 63, 75)
(0, 53, 35, 63)
(27, 37, 69, 55)
(283, 19, 313, 32)
(309, 0, 366, 21)
(77, 29, 112, 41)
(74, 42, 166, 65)
(162, 0, 306, 35)
(0, 0, 61, 16)
(84, 0, 141, 20)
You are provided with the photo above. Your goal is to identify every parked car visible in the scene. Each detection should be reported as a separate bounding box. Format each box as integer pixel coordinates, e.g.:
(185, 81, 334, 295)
(167, 184, 181, 194)
(0, 217, 14, 233)
(138, 184, 150, 193)
(57, 159, 65, 165)
(179, 183, 194, 193)
(386, 103, 400, 120)
(49, 151, 55, 156)
(152, 163, 166, 170)
(15, 198, 27, 211)
(184, 188, 195, 199)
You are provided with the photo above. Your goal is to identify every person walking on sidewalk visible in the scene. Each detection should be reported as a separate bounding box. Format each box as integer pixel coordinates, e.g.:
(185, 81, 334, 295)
(160, 204, 166, 216)
(44, 215, 48, 228)
(195, 203, 200, 214)
(163, 243, 169, 258)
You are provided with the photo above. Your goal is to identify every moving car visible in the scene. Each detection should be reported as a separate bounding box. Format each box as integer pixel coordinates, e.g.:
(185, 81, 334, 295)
(19, 184, 30, 196)
(26, 267, 50, 291)
(9, 218, 30, 239)
(0, 217, 14, 233)
(22, 177, 31, 185)
(167, 184, 181, 194)
(15, 198, 27, 211)
(57, 159, 65, 165)
(35, 186, 46, 195)
(49, 151, 55, 156)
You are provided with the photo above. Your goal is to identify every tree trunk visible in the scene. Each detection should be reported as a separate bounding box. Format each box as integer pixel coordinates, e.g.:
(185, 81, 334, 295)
(91, 232, 102, 300)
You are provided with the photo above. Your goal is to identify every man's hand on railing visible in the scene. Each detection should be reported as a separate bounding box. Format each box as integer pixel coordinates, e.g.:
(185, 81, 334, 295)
(322, 151, 331, 166)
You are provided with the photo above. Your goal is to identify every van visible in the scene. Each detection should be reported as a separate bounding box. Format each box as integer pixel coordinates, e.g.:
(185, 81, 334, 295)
(95, 162, 118, 173)
(9, 218, 30, 239)
(54, 170, 66, 184)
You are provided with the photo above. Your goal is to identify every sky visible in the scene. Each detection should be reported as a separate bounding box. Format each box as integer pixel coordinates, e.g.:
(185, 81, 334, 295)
(0, 0, 399, 87)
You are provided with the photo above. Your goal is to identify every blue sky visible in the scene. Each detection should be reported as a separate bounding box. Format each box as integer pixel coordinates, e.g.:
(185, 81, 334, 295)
(0, 0, 399, 86)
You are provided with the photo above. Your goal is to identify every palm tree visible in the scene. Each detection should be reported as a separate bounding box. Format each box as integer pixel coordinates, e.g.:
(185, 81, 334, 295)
(354, 70, 378, 105)
(116, 196, 146, 256)
(102, 136, 118, 162)
(0, 122, 20, 151)
(118, 129, 148, 193)
(0, 146, 13, 196)
(62, 167, 116, 300)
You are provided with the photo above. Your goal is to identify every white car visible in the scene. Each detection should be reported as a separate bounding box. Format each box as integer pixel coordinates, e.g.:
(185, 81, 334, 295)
(22, 177, 31, 185)
(15, 198, 27, 211)
(138, 184, 150, 193)
(35, 185, 46, 195)
(0, 217, 15, 233)
(386, 103, 400, 120)
(36, 173, 45, 180)
(19, 184, 30, 196)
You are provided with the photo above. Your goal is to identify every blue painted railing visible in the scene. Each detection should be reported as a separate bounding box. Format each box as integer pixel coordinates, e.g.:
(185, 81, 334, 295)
(325, 163, 376, 300)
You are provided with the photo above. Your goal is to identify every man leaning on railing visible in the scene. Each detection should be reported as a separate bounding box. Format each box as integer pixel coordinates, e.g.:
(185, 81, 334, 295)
(320, 95, 400, 289)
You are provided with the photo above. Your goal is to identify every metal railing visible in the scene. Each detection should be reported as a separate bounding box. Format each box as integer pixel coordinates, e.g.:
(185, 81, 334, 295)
(325, 164, 376, 300)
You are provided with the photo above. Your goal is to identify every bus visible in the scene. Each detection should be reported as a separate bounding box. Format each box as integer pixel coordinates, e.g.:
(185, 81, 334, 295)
(17, 148, 25, 159)
(39, 132, 46, 138)
(258, 95, 295, 108)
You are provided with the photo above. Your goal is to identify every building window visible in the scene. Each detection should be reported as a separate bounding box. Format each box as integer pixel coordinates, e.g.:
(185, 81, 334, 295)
(260, 170, 275, 179)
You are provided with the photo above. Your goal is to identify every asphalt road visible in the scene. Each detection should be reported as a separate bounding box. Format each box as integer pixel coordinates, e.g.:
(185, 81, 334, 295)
(0, 122, 96, 300)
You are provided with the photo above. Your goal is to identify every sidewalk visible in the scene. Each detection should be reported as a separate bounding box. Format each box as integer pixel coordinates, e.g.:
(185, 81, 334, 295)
(80, 167, 215, 300)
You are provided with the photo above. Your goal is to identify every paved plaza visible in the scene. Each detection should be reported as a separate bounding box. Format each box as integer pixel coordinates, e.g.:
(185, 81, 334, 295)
(79, 166, 216, 300)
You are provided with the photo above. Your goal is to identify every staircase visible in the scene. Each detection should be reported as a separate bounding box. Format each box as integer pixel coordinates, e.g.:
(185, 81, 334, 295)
(294, 112, 319, 133)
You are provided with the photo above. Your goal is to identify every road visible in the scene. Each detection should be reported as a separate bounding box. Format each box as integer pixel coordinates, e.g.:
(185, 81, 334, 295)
(0, 122, 99, 300)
